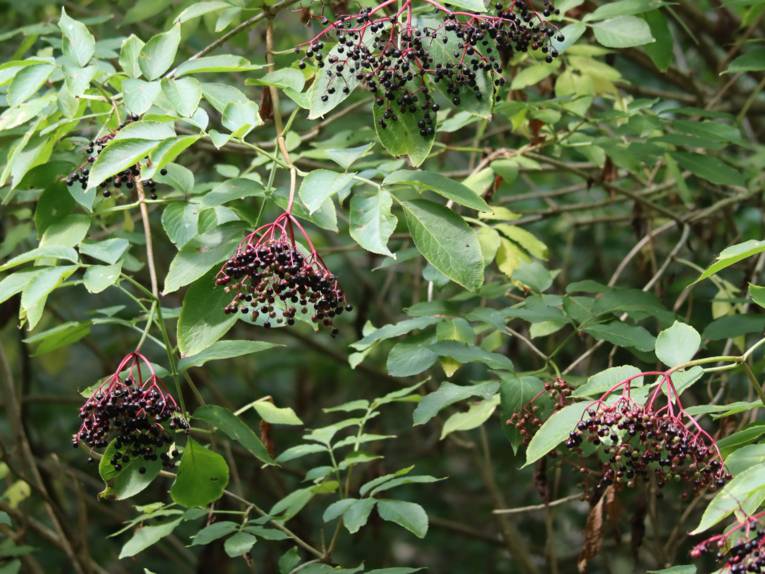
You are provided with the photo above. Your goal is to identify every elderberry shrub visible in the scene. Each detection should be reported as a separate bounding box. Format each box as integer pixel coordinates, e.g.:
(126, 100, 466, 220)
(507, 377, 571, 445)
(73, 353, 187, 471)
(216, 231, 350, 336)
(693, 520, 765, 573)
(65, 113, 165, 200)
(566, 398, 730, 497)
(302, 0, 562, 135)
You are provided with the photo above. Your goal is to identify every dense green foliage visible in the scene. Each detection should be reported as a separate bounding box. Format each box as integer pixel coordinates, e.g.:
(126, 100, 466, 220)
(1, 0, 765, 572)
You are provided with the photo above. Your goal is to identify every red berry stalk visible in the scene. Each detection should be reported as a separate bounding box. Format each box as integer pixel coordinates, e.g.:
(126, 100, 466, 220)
(692, 512, 765, 572)
(216, 194, 350, 336)
(73, 352, 186, 470)
(566, 370, 730, 495)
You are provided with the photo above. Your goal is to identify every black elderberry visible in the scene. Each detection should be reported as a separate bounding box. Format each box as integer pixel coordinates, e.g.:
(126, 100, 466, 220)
(216, 211, 348, 334)
(73, 352, 185, 472)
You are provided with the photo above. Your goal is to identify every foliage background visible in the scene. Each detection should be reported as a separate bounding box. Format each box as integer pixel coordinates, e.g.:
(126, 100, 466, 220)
(0, 0, 764, 573)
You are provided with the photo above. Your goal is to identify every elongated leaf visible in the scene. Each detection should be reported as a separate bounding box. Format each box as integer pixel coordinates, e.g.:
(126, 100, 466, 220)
(400, 199, 484, 291)
(377, 500, 428, 538)
(194, 404, 274, 465)
(524, 402, 590, 467)
(384, 170, 489, 212)
(139, 25, 181, 80)
(87, 139, 159, 189)
(179, 340, 279, 370)
(58, 8, 95, 66)
(349, 189, 397, 257)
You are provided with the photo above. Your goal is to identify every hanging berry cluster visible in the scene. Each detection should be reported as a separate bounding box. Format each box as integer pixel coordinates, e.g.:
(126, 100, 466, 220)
(507, 377, 572, 446)
(216, 209, 350, 336)
(566, 371, 730, 497)
(692, 513, 765, 573)
(72, 352, 187, 471)
(301, 0, 562, 134)
(65, 113, 165, 199)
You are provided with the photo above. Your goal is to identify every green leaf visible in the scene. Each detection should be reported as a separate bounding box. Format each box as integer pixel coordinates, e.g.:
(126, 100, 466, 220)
(170, 438, 229, 507)
(584, 0, 664, 21)
(119, 35, 144, 78)
(414, 381, 499, 426)
(0, 246, 77, 272)
(725, 444, 765, 475)
(114, 120, 176, 141)
(177, 270, 238, 356)
(573, 365, 643, 398)
(79, 238, 130, 265)
(400, 199, 484, 291)
(201, 178, 265, 207)
(98, 440, 162, 501)
(249, 400, 303, 426)
(702, 315, 765, 340)
(647, 567, 696, 574)
(726, 46, 765, 73)
(163, 223, 245, 294)
(87, 139, 160, 189)
(351, 316, 440, 351)
(377, 500, 428, 538)
(24, 320, 91, 355)
(584, 322, 656, 352)
(176, 2, 231, 23)
(369, 475, 443, 496)
(194, 405, 274, 465)
(8, 64, 54, 106)
(384, 170, 489, 212)
(162, 78, 202, 118)
(175, 55, 265, 77)
(299, 170, 354, 214)
(692, 462, 765, 534)
(373, 100, 435, 167)
(697, 240, 765, 282)
(719, 425, 765, 457)
(510, 62, 559, 90)
(343, 498, 377, 533)
(224, 532, 256, 557)
(21, 266, 76, 330)
(440, 395, 500, 439)
(162, 203, 200, 248)
(222, 100, 262, 138)
(190, 521, 238, 546)
(750, 284, 765, 309)
(655, 321, 701, 367)
(642, 10, 673, 72)
(441, 0, 486, 9)
(139, 25, 181, 81)
(672, 152, 745, 187)
(495, 224, 548, 260)
(524, 402, 590, 467)
(58, 8, 95, 67)
(123, 79, 161, 116)
(349, 189, 397, 257)
(592, 15, 655, 48)
(119, 518, 183, 559)
(179, 340, 279, 370)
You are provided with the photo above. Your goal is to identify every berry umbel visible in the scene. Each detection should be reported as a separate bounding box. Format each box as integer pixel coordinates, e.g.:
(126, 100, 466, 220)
(692, 512, 765, 573)
(216, 205, 350, 336)
(566, 370, 730, 497)
(65, 113, 164, 200)
(301, 0, 562, 133)
(72, 352, 187, 470)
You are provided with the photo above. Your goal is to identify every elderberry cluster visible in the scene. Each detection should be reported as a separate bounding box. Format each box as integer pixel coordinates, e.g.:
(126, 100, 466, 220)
(507, 377, 571, 445)
(693, 527, 765, 573)
(301, 0, 562, 134)
(566, 399, 730, 496)
(73, 368, 187, 472)
(66, 114, 166, 199)
(216, 238, 350, 336)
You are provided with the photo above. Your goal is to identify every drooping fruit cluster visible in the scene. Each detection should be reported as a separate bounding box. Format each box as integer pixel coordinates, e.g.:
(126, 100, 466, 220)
(216, 210, 350, 336)
(66, 114, 165, 199)
(301, 0, 562, 134)
(507, 377, 571, 445)
(566, 371, 730, 496)
(73, 352, 187, 471)
(692, 513, 765, 573)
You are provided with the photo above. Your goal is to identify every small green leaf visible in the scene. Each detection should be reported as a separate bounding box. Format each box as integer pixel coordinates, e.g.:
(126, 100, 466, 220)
(584, 322, 656, 352)
(377, 500, 428, 538)
(384, 170, 489, 212)
(692, 462, 765, 534)
(139, 25, 181, 80)
(119, 35, 145, 78)
(194, 405, 275, 465)
(58, 8, 95, 67)
(373, 99, 435, 167)
(655, 321, 701, 368)
(250, 400, 303, 426)
(119, 518, 182, 558)
(413, 381, 499, 426)
(592, 15, 655, 48)
(349, 188, 397, 257)
(179, 340, 279, 370)
(400, 199, 484, 291)
(190, 521, 239, 546)
(224, 532, 256, 557)
(170, 438, 229, 507)
(299, 170, 354, 214)
(440, 395, 500, 439)
(87, 139, 159, 189)
(524, 402, 590, 467)
(697, 240, 765, 282)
